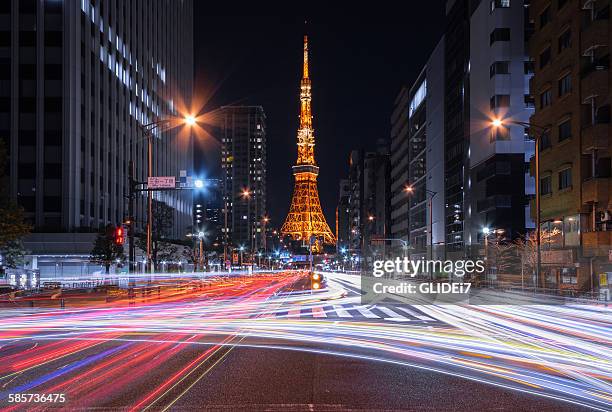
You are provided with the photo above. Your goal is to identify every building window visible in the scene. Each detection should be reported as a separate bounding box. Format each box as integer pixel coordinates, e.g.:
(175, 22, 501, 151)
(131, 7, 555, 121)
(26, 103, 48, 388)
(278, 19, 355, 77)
(559, 167, 572, 190)
(490, 28, 511, 45)
(540, 6, 551, 28)
(541, 176, 552, 195)
(491, 124, 510, 141)
(559, 73, 572, 96)
(558, 0, 568, 9)
(490, 0, 510, 12)
(490, 94, 510, 110)
(558, 119, 571, 142)
(524, 95, 535, 109)
(524, 60, 535, 74)
(558, 29, 571, 52)
(540, 88, 552, 108)
(489, 61, 510, 77)
(539, 47, 551, 68)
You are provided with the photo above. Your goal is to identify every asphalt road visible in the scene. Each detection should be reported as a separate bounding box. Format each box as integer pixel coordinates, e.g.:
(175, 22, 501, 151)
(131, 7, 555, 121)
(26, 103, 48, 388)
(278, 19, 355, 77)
(165, 344, 588, 411)
(0, 271, 608, 411)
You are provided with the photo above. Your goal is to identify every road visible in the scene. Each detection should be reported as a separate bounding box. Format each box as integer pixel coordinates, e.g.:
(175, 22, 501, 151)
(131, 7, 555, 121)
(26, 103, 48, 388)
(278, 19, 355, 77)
(0, 271, 609, 411)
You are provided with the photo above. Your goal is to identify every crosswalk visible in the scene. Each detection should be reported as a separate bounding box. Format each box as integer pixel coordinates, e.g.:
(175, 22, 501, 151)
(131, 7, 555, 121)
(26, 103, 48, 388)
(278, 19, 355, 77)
(270, 304, 437, 323)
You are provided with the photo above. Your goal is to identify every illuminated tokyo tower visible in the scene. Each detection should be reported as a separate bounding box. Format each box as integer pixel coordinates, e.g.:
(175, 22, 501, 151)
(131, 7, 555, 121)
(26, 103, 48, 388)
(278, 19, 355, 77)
(281, 35, 336, 250)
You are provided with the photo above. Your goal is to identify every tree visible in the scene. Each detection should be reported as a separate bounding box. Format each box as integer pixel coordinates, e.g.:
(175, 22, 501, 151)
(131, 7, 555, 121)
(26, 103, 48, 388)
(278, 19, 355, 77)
(136, 199, 177, 271)
(90, 224, 125, 274)
(1, 240, 28, 268)
(0, 139, 31, 251)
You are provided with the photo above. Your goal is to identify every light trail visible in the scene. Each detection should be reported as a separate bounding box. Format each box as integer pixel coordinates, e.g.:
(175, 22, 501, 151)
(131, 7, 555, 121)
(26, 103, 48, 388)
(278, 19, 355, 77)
(0, 271, 609, 410)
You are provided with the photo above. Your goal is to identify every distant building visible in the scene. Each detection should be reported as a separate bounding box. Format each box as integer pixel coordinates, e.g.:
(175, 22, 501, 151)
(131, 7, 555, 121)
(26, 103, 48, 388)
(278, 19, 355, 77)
(362, 140, 391, 267)
(390, 88, 410, 248)
(336, 179, 350, 252)
(193, 178, 222, 246)
(220, 106, 267, 254)
(528, 0, 612, 291)
(340, 143, 390, 269)
(0, 0, 194, 276)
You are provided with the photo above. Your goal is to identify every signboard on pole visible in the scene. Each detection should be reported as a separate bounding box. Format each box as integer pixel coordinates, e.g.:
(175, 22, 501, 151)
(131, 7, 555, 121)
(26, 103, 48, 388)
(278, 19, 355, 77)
(147, 176, 176, 189)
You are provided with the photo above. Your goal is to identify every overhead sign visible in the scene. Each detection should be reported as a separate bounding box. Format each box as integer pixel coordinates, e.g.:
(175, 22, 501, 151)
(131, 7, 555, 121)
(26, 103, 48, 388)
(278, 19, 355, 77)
(147, 176, 176, 189)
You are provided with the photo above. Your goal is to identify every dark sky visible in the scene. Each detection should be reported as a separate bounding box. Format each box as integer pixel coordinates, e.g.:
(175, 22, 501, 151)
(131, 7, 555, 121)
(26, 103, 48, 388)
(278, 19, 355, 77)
(192, 11, 446, 228)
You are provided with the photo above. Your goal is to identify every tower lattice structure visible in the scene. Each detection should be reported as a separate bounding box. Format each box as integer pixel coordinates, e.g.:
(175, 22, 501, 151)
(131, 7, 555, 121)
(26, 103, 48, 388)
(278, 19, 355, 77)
(281, 35, 336, 248)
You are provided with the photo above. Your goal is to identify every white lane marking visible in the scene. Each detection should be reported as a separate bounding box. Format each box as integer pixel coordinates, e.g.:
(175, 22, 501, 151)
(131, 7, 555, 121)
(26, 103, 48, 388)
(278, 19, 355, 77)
(332, 305, 353, 318)
(395, 306, 436, 321)
(353, 305, 379, 319)
(311, 306, 327, 318)
(375, 306, 412, 322)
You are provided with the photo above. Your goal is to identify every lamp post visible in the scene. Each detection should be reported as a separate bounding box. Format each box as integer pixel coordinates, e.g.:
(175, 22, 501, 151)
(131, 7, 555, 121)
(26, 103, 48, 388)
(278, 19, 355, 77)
(241, 188, 252, 262)
(141, 115, 196, 273)
(491, 118, 549, 288)
(404, 185, 437, 279)
(186, 231, 205, 272)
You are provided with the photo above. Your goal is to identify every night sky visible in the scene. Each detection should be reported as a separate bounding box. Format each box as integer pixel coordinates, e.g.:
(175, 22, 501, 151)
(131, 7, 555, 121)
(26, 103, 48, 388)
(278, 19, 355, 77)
(192, 11, 446, 228)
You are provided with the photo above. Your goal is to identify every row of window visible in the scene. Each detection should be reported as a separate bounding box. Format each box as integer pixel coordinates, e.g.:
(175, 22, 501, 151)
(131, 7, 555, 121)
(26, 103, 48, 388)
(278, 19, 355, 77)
(539, 28, 572, 69)
(539, 72, 572, 109)
(540, 167, 572, 195)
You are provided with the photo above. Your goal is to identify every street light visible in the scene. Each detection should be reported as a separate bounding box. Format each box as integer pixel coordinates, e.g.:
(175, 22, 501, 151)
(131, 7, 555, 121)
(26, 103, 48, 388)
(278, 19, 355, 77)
(405, 184, 438, 279)
(194, 179, 204, 189)
(142, 114, 197, 273)
(491, 117, 549, 288)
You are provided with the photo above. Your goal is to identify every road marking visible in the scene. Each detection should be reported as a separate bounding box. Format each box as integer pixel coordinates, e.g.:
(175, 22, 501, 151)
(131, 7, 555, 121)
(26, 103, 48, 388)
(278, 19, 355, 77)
(353, 305, 378, 319)
(395, 306, 435, 321)
(311, 306, 327, 318)
(287, 309, 301, 318)
(332, 305, 353, 318)
(375, 306, 411, 322)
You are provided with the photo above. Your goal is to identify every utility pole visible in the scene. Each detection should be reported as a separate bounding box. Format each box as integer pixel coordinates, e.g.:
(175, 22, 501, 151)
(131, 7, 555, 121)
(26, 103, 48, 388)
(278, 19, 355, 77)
(128, 159, 136, 274)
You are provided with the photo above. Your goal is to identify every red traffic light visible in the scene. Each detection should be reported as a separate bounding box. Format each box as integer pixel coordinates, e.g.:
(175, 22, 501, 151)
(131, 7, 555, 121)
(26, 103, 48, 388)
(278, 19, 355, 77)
(115, 227, 124, 245)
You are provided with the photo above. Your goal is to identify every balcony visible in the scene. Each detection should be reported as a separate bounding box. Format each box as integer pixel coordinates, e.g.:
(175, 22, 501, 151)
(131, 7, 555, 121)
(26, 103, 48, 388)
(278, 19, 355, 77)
(582, 230, 612, 257)
(581, 68, 609, 100)
(582, 123, 610, 152)
(581, 18, 609, 55)
(582, 177, 612, 204)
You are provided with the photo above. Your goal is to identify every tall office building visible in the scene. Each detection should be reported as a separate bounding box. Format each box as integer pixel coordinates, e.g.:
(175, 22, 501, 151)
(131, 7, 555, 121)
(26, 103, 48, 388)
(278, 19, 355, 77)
(390, 87, 410, 247)
(220, 106, 267, 254)
(193, 178, 223, 246)
(529, 0, 611, 290)
(404, 39, 445, 258)
(0, 0, 194, 274)
(444, 0, 471, 255)
(336, 179, 350, 252)
(466, 0, 535, 246)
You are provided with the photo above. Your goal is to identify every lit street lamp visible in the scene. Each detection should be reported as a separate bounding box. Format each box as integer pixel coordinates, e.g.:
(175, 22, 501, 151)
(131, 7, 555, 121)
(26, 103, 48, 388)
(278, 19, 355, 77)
(405, 185, 437, 279)
(491, 118, 549, 288)
(142, 114, 197, 273)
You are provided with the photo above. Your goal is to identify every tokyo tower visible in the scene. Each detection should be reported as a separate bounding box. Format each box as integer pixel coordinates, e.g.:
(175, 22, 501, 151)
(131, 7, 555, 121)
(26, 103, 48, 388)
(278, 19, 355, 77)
(281, 35, 336, 249)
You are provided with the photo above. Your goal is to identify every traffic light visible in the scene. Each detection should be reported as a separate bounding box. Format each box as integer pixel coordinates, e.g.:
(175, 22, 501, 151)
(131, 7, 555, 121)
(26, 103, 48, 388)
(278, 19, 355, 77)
(115, 226, 124, 245)
(310, 272, 323, 290)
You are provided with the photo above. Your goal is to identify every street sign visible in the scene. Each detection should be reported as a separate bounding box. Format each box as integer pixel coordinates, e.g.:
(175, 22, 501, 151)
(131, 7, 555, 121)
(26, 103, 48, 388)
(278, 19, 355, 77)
(147, 176, 176, 189)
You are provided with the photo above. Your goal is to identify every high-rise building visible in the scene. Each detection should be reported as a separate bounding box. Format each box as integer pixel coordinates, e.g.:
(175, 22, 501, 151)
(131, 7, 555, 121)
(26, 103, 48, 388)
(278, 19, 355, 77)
(336, 179, 350, 252)
(362, 141, 391, 267)
(529, 0, 611, 290)
(193, 178, 223, 246)
(444, 0, 471, 255)
(220, 106, 267, 255)
(466, 0, 535, 245)
(404, 39, 445, 259)
(390, 87, 410, 247)
(0, 0, 194, 275)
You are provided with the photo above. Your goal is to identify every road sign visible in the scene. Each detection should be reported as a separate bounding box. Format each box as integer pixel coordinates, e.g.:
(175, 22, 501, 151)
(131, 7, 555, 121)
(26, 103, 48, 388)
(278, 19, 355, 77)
(147, 176, 176, 189)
